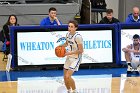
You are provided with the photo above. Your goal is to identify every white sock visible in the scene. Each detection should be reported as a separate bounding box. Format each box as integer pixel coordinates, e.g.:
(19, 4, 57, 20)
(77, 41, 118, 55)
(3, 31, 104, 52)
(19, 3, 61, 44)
(127, 62, 132, 67)
(68, 89, 71, 92)
(136, 65, 140, 70)
(72, 89, 77, 92)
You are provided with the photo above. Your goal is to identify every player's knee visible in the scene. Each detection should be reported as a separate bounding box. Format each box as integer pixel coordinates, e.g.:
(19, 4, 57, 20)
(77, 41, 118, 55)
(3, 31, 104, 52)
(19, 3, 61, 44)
(125, 52, 130, 56)
(63, 76, 67, 81)
(64, 75, 70, 80)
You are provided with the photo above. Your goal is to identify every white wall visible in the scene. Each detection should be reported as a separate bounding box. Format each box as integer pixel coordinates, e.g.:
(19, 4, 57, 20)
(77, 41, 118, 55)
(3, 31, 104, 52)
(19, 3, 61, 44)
(91, 0, 119, 23)
(105, 0, 119, 18)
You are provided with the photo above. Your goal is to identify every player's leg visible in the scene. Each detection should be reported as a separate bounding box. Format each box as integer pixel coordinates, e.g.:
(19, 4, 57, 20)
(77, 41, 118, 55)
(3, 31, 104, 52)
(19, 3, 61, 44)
(124, 52, 132, 73)
(131, 59, 140, 74)
(65, 69, 77, 93)
(64, 69, 71, 92)
(64, 58, 72, 93)
(137, 62, 140, 72)
(131, 61, 139, 69)
(67, 69, 76, 89)
(69, 58, 81, 93)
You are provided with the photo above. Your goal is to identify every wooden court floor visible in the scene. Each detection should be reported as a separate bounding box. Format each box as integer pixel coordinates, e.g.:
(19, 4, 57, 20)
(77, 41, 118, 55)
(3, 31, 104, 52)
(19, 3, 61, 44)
(0, 52, 140, 93)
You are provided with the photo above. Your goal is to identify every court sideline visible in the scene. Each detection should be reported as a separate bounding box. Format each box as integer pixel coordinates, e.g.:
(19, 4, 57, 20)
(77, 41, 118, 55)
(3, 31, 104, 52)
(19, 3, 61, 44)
(0, 52, 140, 93)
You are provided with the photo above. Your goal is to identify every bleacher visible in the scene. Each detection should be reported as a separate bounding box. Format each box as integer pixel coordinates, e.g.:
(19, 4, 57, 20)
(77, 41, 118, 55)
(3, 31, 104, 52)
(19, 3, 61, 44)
(0, 0, 81, 26)
(0, 0, 43, 4)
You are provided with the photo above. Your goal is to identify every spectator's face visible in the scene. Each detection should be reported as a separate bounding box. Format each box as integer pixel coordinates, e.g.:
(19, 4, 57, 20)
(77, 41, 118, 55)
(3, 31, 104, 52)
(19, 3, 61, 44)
(133, 38, 140, 45)
(106, 13, 113, 20)
(10, 16, 16, 25)
(133, 7, 139, 17)
(49, 10, 57, 19)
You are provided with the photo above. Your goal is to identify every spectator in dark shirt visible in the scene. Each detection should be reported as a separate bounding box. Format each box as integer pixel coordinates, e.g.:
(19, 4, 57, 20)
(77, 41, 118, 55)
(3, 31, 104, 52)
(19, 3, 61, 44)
(99, 9, 120, 24)
(40, 7, 62, 26)
(3, 14, 19, 55)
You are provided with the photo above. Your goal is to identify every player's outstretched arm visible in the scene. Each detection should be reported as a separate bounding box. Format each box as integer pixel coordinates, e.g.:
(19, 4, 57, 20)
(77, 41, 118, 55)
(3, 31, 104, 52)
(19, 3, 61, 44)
(122, 45, 139, 53)
(122, 45, 131, 53)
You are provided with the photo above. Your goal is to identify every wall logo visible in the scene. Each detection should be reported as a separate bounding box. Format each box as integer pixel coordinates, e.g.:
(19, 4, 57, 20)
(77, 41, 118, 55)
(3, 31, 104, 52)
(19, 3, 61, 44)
(56, 37, 66, 45)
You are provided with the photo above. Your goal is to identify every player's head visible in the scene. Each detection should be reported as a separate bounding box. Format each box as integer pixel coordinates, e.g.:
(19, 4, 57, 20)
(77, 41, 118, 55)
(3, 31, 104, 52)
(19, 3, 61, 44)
(68, 20, 78, 33)
(106, 9, 113, 20)
(49, 7, 57, 19)
(133, 34, 140, 45)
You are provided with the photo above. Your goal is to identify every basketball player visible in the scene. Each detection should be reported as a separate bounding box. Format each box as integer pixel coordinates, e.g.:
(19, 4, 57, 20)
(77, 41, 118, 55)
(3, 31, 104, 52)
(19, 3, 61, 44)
(60, 20, 83, 93)
(122, 34, 140, 74)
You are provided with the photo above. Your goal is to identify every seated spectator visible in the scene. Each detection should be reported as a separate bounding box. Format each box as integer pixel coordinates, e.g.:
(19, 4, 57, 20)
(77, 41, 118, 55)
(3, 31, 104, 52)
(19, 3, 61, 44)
(3, 14, 19, 55)
(125, 7, 140, 23)
(122, 34, 140, 74)
(99, 9, 120, 24)
(40, 7, 62, 26)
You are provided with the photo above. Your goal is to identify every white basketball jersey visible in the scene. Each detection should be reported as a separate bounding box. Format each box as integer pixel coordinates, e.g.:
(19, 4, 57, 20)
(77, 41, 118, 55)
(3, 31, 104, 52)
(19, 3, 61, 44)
(130, 44, 140, 62)
(66, 32, 83, 58)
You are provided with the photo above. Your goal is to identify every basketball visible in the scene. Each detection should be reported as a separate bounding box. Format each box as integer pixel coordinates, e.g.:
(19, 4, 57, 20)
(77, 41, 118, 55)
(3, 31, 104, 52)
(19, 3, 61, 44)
(55, 46, 66, 57)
